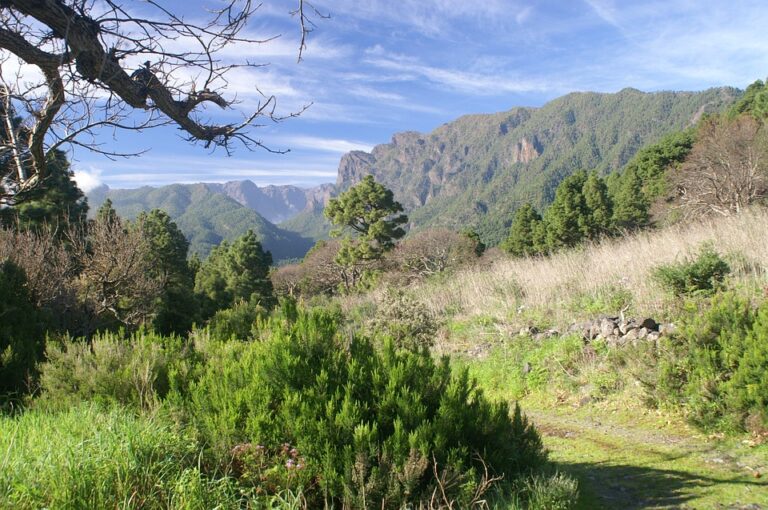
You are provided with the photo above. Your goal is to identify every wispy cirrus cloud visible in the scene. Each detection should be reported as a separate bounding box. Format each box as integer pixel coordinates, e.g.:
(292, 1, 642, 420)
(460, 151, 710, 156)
(582, 0, 620, 27)
(363, 47, 554, 95)
(277, 135, 374, 153)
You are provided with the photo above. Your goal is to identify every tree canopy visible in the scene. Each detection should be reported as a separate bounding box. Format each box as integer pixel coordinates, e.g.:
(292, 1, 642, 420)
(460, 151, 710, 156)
(324, 176, 407, 290)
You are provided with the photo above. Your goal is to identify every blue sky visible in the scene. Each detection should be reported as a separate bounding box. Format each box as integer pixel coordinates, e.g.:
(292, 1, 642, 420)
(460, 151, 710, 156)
(73, 0, 768, 192)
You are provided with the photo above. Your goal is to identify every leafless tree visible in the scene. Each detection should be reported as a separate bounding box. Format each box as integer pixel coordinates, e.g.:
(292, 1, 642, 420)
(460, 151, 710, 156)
(69, 213, 161, 330)
(0, 0, 324, 205)
(0, 225, 78, 313)
(391, 228, 479, 281)
(676, 115, 768, 218)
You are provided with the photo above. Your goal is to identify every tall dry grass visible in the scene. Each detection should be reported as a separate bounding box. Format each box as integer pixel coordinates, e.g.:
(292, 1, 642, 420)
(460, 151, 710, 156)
(346, 209, 768, 329)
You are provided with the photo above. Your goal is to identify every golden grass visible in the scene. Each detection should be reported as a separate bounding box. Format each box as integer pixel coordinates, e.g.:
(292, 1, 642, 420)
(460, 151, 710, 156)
(373, 209, 768, 329)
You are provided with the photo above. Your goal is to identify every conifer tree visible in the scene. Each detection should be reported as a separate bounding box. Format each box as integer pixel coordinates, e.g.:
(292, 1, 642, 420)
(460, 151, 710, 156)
(324, 175, 407, 290)
(502, 203, 544, 256)
(582, 171, 613, 238)
(138, 209, 198, 334)
(612, 166, 650, 230)
(195, 230, 274, 319)
(543, 171, 589, 250)
(2, 150, 87, 230)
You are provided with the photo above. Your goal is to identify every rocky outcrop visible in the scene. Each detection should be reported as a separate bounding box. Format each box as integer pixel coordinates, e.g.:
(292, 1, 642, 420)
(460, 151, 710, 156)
(512, 136, 542, 164)
(519, 315, 676, 346)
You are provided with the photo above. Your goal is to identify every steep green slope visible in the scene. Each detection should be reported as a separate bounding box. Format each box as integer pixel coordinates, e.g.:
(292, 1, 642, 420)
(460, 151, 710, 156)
(88, 184, 313, 261)
(333, 87, 740, 244)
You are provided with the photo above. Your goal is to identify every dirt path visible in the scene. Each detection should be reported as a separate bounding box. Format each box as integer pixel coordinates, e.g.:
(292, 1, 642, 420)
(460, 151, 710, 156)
(525, 407, 768, 509)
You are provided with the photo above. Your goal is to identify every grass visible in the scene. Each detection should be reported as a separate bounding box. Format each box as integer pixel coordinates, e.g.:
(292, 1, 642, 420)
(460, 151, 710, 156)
(451, 325, 768, 509)
(0, 404, 255, 510)
(340, 208, 768, 331)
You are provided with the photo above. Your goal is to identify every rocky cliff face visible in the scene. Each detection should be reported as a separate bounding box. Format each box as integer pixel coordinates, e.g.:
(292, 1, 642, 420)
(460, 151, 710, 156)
(327, 87, 739, 243)
(204, 181, 308, 223)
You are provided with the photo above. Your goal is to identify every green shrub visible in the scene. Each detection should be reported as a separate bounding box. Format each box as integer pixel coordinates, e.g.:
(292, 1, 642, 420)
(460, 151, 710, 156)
(656, 292, 768, 431)
(186, 304, 546, 508)
(207, 298, 267, 341)
(0, 260, 44, 402)
(39, 329, 197, 410)
(653, 244, 730, 297)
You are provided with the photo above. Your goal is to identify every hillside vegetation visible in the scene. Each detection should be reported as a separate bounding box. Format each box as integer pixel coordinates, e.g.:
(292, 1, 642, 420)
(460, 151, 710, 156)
(88, 183, 313, 260)
(313, 87, 740, 244)
(3, 80, 768, 509)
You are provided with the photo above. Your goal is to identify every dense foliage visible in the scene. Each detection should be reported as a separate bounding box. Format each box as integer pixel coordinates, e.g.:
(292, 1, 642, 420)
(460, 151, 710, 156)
(30, 304, 548, 508)
(652, 244, 731, 297)
(194, 229, 275, 319)
(657, 293, 768, 432)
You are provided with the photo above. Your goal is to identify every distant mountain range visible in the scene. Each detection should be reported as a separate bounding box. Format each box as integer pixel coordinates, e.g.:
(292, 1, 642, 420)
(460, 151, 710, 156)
(87, 182, 314, 261)
(88, 86, 741, 260)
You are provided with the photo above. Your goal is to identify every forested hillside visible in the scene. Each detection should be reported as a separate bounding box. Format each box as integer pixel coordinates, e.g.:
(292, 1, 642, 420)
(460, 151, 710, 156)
(311, 87, 739, 244)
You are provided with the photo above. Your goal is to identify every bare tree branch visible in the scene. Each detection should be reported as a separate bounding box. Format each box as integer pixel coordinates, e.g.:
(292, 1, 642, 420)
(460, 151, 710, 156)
(0, 0, 322, 203)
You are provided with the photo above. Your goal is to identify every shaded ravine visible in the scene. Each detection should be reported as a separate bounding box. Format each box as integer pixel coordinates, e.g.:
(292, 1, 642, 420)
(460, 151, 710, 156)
(525, 408, 768, 509)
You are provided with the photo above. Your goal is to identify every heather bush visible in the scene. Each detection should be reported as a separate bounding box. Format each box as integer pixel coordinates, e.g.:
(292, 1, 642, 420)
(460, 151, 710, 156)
(656, 292, 768, 431)
(187, 304, 546, 508)
(369, 289, 439, 351)
(653, 243, 730, 297)
(38, 329, 197, 410)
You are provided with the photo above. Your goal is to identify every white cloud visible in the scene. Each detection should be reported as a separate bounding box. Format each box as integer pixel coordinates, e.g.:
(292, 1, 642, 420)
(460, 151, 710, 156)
(515, 6, 533, 25)
(74, 167, 104, 193)
(279, 135, 374, 153)
(364, 52, 553, 95)
(583, 0, 620, 27)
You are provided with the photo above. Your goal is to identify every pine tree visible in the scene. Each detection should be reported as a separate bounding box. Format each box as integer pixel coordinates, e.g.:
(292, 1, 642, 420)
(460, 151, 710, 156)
(195, 230, 274, 319)
(502, 203, 543, 256)
(582, 171, 613, 238)
(137, 209, 198, 334)
(612, 166, 650, 230)
(324, 175, 407, 290)
(543, 171, 589, 250)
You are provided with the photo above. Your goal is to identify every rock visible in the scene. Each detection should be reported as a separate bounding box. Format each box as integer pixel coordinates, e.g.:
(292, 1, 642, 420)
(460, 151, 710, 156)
(569, 321, 597, 341)
(636, 327, 649, 340)
(599, 318, 616, 338)
(619, 320, 637, 335)
(659, 323, 677, 336)
(622, 328, 640, 343)
(519, 325, 540, 336)
(522, 362, 532, 375)
(647, 331, 661, 342)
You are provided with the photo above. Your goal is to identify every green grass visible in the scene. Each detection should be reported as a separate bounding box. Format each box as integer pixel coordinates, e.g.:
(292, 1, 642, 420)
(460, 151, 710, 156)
(0, 404, 255, 509)
(452, 324, 768, 509)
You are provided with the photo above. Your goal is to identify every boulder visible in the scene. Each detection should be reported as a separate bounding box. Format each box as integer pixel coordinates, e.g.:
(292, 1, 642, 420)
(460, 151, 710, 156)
(659, 323, 677, 336)
(599, 318, 616, 338)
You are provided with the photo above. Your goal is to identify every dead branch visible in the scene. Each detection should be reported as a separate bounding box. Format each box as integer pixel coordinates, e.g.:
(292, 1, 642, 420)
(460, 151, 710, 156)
(0, 0, 322, 202)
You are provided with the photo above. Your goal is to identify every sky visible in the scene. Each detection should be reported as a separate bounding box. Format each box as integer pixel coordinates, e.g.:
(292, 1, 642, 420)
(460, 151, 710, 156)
(71, 0, 768, 192)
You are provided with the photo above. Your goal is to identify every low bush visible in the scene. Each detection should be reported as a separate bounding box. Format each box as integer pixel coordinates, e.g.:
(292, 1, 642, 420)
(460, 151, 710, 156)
(187, 304, 546, 508)
(653, 244, 730, 297)
(656, 292, 768, 432)
(207, 298, 267, 341)
(38, 329, 197, 410)
(369, 289, 439, 351)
